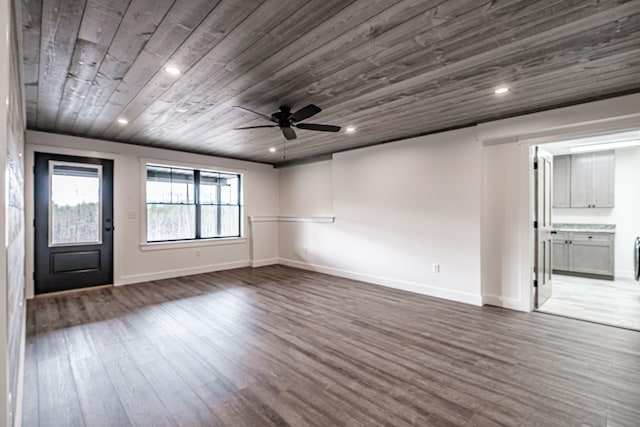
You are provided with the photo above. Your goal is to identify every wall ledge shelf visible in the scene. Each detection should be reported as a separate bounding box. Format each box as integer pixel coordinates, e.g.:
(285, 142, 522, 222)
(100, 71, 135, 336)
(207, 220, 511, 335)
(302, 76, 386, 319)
(249, 216, 335, 224)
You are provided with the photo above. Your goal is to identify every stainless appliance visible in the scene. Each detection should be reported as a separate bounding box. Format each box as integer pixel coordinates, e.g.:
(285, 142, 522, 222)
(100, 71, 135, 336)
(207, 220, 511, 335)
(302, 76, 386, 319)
(635, 237, 640, 281)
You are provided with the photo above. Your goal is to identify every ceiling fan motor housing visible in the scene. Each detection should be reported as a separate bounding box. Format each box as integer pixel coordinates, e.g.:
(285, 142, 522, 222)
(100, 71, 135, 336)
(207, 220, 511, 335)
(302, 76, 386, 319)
(273, 106, 292, 127)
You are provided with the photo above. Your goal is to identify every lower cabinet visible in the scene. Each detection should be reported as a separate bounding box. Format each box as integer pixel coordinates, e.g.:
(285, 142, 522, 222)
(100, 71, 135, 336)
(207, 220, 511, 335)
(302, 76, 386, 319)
(552, 232, 614, 279)
(552, 232, 570, 270)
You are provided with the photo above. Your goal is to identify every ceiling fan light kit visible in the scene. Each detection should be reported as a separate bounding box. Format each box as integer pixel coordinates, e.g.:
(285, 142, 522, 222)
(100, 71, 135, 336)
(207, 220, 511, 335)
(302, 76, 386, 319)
(233, 104, 341, 141)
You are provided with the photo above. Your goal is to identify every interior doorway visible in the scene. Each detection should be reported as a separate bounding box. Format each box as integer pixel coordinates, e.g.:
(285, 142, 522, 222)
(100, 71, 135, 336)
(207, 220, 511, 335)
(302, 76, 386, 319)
(34, 152, 114, 294)
(532, 130, 640, 330)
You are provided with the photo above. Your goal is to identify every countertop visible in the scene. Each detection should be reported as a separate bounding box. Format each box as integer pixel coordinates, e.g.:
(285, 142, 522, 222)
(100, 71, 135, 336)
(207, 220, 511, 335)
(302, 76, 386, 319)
(552, 223, 616, 234)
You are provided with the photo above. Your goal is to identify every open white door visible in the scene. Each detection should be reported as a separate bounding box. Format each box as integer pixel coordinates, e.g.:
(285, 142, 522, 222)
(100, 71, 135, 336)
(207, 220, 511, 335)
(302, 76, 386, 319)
(535, 147, 553, 308)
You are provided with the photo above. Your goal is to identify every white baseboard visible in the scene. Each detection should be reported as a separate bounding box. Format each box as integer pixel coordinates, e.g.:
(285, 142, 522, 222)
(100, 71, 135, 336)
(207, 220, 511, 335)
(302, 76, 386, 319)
(116, 260, 251, 286)
(13, 311, 26, 427)
(615, 269, 635, 280)
(251, 258, 279, 268)
(278, 258, 483, 306)
(482, 294, 529, 312)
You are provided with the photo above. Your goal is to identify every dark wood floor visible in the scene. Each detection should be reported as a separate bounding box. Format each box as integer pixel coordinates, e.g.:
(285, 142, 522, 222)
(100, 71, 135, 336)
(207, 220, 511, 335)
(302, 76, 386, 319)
(23, 265, 640, 426)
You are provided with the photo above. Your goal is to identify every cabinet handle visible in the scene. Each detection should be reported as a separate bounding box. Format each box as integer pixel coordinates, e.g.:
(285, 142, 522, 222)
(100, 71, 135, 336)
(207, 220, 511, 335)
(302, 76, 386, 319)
(565, 240, 568, 244)
(588, 236, 592, 239)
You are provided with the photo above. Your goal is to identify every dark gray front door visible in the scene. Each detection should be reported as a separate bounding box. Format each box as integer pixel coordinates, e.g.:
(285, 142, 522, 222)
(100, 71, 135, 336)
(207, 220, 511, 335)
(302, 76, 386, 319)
(34, 153, 114, 294)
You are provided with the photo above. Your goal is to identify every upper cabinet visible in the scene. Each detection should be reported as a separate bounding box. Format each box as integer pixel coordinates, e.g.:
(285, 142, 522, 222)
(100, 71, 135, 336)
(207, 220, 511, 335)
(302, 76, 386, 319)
(553, 150, 614, 208)
(553, 155, 571, 208)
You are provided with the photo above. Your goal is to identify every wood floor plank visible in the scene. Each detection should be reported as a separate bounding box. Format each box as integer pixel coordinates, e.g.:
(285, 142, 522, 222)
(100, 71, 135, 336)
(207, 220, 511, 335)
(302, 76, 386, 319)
(69, 356, 132, 427)
(23, 265, 640, 427)
(102, 357, 176, 427)
(136, 359, 222, 426)
(37, 356, 85, 427)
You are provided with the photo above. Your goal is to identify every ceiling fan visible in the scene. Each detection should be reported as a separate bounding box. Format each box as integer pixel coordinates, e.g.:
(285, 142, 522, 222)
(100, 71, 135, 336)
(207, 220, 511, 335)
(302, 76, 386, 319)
(232, 104, 340, 140)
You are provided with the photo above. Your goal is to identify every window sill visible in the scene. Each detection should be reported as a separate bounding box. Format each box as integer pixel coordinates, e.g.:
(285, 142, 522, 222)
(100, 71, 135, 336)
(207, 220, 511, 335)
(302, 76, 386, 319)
(140, 237, 248, 251)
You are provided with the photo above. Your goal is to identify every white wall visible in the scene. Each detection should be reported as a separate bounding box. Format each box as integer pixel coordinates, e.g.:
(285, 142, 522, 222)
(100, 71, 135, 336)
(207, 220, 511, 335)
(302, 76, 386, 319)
(1, 0, 26, 425)
(553, 146, 640, 278)
(481, 143, 534, 310)
(278, 93, 640, 312)
(25, 131, 279, 298)
(0, 2, 11, 424)
(278, 128, 484, 305)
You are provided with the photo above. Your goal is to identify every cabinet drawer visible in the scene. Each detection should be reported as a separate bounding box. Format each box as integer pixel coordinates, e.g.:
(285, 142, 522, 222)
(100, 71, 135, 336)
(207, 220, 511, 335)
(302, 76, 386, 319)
(569, 232, 613, 244)
(552, 231, 569, 242)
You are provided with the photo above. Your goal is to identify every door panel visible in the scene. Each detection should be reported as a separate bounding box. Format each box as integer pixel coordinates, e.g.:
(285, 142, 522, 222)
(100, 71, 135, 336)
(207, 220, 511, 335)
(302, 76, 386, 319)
(34, 153, 114, 294)
(535, 147, 553, 308)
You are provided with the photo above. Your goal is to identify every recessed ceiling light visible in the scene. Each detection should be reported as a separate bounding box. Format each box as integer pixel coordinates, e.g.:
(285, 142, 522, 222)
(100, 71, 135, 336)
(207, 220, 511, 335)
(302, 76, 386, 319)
(165, 66, 181, 75)
(269, 147, 277, 153)
(117, 118, 129, 125)
(175, 107, 189, 113)
(494, 86, 510, 95)
(345, 126, 356, 133)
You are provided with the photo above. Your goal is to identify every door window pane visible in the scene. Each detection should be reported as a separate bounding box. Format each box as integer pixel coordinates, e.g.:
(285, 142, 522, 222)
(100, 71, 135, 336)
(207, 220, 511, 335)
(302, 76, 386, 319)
(50, 163, 102, 245)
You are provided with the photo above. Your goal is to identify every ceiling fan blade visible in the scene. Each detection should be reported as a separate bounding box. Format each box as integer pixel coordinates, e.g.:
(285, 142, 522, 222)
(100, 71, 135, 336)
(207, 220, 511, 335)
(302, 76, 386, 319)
(290, 104, 321, 122)
(233, 125, 278, 130)
(282, 127, 297, 140)
(295, 123, 341, 132)
(232, 105, 275, 122)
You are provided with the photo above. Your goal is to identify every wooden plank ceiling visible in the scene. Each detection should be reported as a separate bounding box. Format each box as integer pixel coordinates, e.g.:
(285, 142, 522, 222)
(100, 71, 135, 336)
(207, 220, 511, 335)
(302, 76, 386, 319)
(21, 0, 640, 165)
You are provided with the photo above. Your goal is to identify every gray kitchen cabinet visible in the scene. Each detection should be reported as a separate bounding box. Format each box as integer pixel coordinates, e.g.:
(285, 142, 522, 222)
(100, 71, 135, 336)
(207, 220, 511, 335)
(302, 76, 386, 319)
(569, 153, 590, 208)
(552, 232, 570, 270)
(552, 156, 571, 208)
(570, 233, 615, 277)
(569, 151, 615, 208)
(590, 150, 615, 207)
(552, 231, 614, 279)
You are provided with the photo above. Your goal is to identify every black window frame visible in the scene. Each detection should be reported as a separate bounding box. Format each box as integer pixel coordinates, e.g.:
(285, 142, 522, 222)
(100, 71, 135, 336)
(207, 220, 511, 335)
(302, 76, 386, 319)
(145, 164, 242, 243)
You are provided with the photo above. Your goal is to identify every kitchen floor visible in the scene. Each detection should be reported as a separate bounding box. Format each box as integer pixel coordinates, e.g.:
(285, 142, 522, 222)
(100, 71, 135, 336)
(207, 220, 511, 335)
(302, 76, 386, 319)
(538, 274, 640, 330)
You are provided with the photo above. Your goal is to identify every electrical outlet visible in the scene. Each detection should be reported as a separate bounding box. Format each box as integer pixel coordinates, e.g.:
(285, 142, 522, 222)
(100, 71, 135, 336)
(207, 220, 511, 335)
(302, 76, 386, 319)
(196, 250, 201, 257)
(303, 246, 308, 254)
(432, 264, 440, 273)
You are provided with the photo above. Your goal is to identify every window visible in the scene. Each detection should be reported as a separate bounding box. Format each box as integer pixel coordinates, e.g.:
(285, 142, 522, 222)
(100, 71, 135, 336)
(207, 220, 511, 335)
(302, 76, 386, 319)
(146, 164, 241, 242)
(50, 162, 102, 245)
